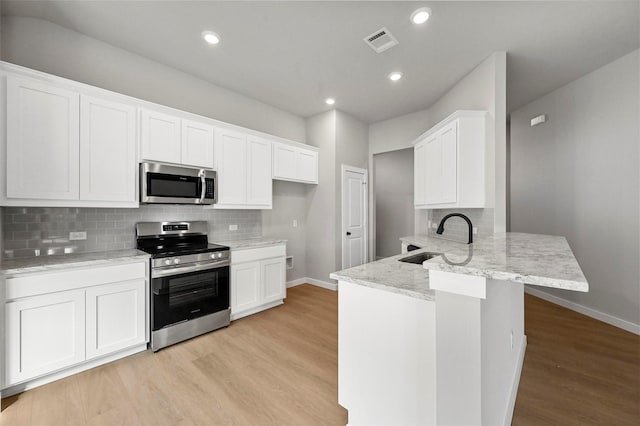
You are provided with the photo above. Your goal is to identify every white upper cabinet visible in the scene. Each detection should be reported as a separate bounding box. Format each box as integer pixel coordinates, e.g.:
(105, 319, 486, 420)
(213, 128, 272, 209)
(140, 109, 214, 169)
(273, 141, 318, 184)
(6, 76, 80, 200)
(80, 95, 137, 203)
(181, 119, 215, 168)
(247, 136, 273, 206)
(413, 110, 489, 209)
(140, 109, 182, 164)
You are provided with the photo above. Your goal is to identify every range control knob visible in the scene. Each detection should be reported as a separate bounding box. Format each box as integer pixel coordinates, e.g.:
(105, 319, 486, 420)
(164, 259, 171, 266)
(174, 258, 180, 264)
(210, 253, 217, 259)
(217, 252, 223, 258)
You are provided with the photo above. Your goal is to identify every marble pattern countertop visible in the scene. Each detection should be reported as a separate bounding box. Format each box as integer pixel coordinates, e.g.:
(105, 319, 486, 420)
(0, 249, 150, 276)
(422, 232, 588, 292)
(218, 237, 287, 250)
(330, 250, 438, 301)
(331, 232, 588, 300)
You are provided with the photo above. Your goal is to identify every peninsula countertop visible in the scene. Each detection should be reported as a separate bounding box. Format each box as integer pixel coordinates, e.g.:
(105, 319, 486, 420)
(331, 232, 588, 299)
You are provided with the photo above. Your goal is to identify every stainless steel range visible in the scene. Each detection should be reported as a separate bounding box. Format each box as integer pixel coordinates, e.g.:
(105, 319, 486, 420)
(136, 221, 230, 352)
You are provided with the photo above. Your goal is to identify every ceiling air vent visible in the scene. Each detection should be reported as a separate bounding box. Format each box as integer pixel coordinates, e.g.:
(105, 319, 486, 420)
(363, 27, 398, 53)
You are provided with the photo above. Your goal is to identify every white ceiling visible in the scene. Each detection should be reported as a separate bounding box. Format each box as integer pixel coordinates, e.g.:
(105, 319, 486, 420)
(2, 1, 638, 123)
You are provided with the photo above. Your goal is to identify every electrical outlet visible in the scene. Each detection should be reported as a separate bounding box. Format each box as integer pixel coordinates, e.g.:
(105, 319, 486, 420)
(473, 227, 478, 235)
(69, 231, 87, 241)
(510, 330, 514, 350)
(428, 220, 432, 229)
(292, 219, 298, 228)
(229, 224, 238, 231)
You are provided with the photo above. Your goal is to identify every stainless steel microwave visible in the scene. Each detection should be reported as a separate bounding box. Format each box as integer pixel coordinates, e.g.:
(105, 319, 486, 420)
(140, 162, 217, 205)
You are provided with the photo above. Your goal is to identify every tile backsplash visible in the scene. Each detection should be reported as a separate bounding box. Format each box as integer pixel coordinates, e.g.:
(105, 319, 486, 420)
(2, 206, 261, 259)
(416, 208, 494, 242)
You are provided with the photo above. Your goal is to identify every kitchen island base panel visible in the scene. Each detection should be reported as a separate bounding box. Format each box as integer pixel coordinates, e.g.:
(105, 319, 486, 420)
(338, 278, 526, 426)
(338, 280, 436, 425)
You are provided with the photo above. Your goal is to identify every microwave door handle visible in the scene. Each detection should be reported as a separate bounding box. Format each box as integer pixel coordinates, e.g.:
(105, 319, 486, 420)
(199, 170, 206, 203)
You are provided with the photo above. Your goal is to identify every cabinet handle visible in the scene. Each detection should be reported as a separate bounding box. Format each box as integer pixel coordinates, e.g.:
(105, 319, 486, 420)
(346, 232, 351, 236)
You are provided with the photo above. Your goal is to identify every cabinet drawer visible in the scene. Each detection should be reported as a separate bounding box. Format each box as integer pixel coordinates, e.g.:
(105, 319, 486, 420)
(6, 261, 147, 300)
(231, 245, 286, 264)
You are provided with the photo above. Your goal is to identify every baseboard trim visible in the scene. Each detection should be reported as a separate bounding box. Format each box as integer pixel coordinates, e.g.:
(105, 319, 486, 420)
(503, 336, 527, 426)
(306, 278, 338, 291)
(286, 278, 338, 291)
(286, 278, 307, 288)
(525, 286, 640, 335)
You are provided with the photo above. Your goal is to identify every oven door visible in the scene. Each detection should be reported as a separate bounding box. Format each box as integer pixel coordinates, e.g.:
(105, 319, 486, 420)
(151, 265, 229, 331)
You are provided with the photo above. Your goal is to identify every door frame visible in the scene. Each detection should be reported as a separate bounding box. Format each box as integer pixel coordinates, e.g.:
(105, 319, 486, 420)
(341, 164, 369, 269)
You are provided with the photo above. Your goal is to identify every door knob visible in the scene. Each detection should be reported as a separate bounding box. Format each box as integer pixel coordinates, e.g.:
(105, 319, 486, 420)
(346, 232, 351, 236)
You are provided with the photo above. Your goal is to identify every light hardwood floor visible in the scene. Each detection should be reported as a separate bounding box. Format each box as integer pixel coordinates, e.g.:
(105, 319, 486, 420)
(1, 285, 639, 425)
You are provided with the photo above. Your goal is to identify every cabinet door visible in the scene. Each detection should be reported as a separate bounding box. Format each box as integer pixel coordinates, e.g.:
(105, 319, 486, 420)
(181, 119, 214, 168)
(6, 290, 85, 385)
(296, 149, 318, 183)
(215, 129, 247, 206)
(425, 135, 442, 204)
(273, 143, 296, 180)
(6, 76, 80, 200)
(414, 140, 428, 206)
(246, 136, 272, 207)
(261, 257, 286, 304)
(85, 279, 146, 360)
(231, 262, 261, 314)
(439, 122, 458, 204)
(140, 109, 181, 164)
(80, 95, 136, 202)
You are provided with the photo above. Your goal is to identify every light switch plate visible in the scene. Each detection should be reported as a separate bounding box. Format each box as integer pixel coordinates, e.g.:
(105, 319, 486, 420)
(229, 224, 238, 231)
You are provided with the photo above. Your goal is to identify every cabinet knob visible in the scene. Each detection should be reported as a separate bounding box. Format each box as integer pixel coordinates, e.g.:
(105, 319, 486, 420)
(346, 232, 351, 236)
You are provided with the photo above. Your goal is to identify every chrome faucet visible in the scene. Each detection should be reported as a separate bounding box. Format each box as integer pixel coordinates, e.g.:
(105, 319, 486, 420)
(436, 213, 473, 244)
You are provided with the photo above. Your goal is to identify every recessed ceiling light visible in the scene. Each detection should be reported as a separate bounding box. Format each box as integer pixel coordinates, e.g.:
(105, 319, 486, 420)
(325, 98, 336, 105)
(411, 7, 432, 25)
(389, 72, 403, 81)
(202, 31, 220, 45)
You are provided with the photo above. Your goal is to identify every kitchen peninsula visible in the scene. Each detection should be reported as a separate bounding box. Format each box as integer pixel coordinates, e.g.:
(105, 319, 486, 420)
(330, 232, 588, 426)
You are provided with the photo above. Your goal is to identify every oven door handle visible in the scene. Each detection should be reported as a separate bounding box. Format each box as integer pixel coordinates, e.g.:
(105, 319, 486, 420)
(152, 260, 230, 278)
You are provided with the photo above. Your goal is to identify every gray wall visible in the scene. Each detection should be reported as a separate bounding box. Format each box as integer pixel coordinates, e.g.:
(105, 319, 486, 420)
(374, 148, 414, 258)
(305, 111, 337, 283)
(1, 16, 310, 272)
(510, 49, 640, 327)
(368, 52, 507, 257)
(262, 181, 309, 281)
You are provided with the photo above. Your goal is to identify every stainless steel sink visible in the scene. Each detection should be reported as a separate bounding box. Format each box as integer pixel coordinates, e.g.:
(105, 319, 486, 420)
(398, 252, 442, 264)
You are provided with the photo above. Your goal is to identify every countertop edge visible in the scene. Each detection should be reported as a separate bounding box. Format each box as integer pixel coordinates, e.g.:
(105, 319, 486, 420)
(330, 272, 436, 301)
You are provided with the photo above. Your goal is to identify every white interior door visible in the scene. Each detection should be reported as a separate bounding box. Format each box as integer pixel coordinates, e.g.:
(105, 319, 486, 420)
(342, 165, 368, 269)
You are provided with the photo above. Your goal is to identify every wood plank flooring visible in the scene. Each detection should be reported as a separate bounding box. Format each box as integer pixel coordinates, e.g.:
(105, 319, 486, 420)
(513, 294, 640, 425)
(1, 285, 639, 425)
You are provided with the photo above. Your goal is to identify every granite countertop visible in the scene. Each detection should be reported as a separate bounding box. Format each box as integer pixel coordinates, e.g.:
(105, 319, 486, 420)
(0, 249, 150, 276)
(217, 237, 287, 250)
(422, 232, 588, 292)
(329, 249, 438, 301)
(331, 232, 588, 300)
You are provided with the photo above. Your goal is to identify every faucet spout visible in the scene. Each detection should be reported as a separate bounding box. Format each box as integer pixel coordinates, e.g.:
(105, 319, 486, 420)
(436, 213, 474, 244)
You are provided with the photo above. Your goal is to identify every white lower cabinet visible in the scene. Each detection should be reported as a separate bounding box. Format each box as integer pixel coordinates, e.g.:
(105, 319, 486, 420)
(85, 279, 146, 360)
(6, 289, 86, 385)
(2, 260, 148, 390)
(230, 244, 286, 320)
